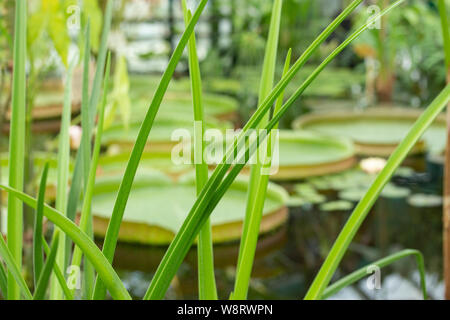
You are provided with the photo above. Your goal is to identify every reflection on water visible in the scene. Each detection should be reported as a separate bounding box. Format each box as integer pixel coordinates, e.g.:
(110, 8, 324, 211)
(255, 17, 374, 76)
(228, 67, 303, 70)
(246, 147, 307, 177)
(112, 155, 444, 300)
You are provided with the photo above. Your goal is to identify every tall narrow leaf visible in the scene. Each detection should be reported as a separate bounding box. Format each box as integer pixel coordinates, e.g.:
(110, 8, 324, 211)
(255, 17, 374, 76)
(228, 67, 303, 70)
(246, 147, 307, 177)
(322, 249, 427, 300)
(33, 162, 49, 286)
(0, 234, 32, 299)
(305, 84, 450, 299)
(182, 1, 217, 300)
(42, 239, 74, 300)
(70, 53, 111, 286)
(7, 0, 26, 300)
(50, 58, 77, 300)
(144, 0, 370, 299)
(92, 0, 209, 300)
(233, 0, 283, 300)
(33, 234, 59, 300)
(0, 185, 131, 300)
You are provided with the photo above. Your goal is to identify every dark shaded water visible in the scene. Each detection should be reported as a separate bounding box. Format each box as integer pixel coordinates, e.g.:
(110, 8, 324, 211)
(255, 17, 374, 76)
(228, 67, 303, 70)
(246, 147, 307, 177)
(112, 155, 444, 300)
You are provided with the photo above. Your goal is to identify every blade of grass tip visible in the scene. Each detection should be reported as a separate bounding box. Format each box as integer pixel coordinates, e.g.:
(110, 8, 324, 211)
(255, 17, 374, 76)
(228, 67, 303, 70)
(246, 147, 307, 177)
(232, 49, 290, 301)
(144, 0, 367, 300)
(145, 0, 405, 300)
(0, 231, 32, 299)
(0, 260, 6, 297)
(71, 52, 111, 289)
(42, 239, 74, 300)
(182, 2, 217, 300)
(0, 185, 131, 300)
(33, 233, 59, 300)
(92, 0, 209, 300)
(304, 84, 450, 300)
(322, 249, 427, 300)
(33, 162, 49, 287)
(7, 0, 26, 300)
(50, 57, 77, 300)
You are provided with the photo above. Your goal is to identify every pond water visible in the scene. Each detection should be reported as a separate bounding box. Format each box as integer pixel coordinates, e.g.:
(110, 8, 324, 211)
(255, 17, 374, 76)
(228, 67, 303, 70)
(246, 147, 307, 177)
(109, 155, 445, 300)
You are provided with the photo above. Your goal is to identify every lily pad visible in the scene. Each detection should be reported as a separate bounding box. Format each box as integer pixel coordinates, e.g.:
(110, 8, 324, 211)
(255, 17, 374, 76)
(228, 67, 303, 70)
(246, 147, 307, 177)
(206, 130, 356, 181)
(90, 171, 289, 245)
(98, 150, 192, 179)
(270, 131, 356, 180)
(101, 112, 232, 152)
(293, 108, 446, 156)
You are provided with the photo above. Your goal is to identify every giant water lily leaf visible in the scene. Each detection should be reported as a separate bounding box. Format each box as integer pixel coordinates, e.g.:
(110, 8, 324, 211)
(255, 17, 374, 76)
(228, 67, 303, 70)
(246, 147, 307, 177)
(101, 113, 232, 151)
(90, 172, 288, 245)
(293, 108, 447, 156)
(207, 130, 356, 181)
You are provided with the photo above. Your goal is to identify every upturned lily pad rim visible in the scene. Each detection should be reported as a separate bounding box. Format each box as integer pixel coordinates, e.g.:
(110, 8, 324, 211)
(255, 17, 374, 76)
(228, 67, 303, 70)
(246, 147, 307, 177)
(90, 171, 289, 245)
(292, 107, 446, 156)
(207, 130, 356, 181)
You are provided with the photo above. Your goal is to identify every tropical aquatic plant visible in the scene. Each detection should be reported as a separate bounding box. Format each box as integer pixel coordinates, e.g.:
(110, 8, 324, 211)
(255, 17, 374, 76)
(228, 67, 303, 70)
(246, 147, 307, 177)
(0, 0, 449, 301)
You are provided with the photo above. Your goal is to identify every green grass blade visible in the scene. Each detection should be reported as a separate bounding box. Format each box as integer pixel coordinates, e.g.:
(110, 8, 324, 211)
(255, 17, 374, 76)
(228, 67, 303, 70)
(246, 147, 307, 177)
(42, 239, 73, 300)
(438, 0, 450, 68)
(66, 22, 92, 227)
(33, 234, 59, 300)
(71, 52, 111, 287)
(182, 2, 217, 300)
(232, 48, 290, 301)
(143, 0, 365, 300)
(0, 261, 6, 297)
(0, 184, 131, 300)
(304, 84, 450, 300)
(66, 1, 112, 256)
(0, 232, 32, 299)
(33, 162, 49, 286)
(7, 0, 26, 300)
(92, 0, 209, 300)
(322, 249, 427, 300)
(50, 58, 77, 300)
(88, 0, 113, 123)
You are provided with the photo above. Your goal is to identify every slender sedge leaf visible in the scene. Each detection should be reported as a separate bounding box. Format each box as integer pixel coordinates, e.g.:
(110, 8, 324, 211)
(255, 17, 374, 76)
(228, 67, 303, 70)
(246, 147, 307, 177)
(0, 261, 6, 297)
(51, 57, 77, 300)
(0, 185, 131, 300)
(233, 0, 283, 299)
(92, 0, 209, 300)
(0, 233, 32, 299)
(305, 84, 450, 299)
(66, 0, 112, 249)
(7, 0, 26, 300)
(182, 2, 217, 300)
(33, 162, 49, 286)
(71, 53, 111, 281)
(144, 0, 366, 300)
(322, 249, 427, 300)
(438, 0, 450, 68)
(144, 0, 402, 300)
(233, 48, 290, 300)
(33, 234, 59, 300)
(41, 239, 73, 300)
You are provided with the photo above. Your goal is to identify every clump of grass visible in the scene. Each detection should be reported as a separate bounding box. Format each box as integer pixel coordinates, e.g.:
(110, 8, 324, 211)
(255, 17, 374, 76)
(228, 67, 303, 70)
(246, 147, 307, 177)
(0, 0, 448, 301)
